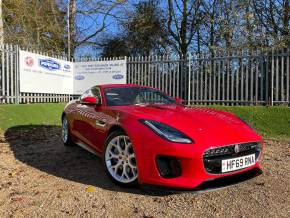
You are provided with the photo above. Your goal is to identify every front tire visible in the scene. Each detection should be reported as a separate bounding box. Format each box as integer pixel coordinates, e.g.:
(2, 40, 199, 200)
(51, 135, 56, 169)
(62, 116, 75, 146)
(103, 130, 138, 187)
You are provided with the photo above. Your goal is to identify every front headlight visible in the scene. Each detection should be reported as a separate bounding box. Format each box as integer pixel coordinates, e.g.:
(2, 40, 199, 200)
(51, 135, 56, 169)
(140, 120, 193, 144)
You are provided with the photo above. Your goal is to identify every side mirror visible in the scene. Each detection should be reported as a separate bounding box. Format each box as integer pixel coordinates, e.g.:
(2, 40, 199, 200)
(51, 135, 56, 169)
(81, 96, 101, 105)
(175, 97, 183, 104)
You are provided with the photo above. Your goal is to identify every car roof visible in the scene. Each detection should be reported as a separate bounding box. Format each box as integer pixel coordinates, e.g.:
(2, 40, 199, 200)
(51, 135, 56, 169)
(97, 84, 151, 89)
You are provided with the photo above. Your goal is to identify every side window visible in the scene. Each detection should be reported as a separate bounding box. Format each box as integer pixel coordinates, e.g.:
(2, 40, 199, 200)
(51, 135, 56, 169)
(80, 89, 90, 100)
(91, 87, 102, 103)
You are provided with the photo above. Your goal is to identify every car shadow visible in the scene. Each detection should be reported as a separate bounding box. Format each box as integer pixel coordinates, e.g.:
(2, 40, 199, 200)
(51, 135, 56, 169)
(4, 125, 169, 196)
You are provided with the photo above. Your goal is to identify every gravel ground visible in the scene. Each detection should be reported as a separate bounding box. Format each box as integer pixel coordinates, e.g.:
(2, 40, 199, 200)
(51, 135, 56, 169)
(0, 125, 289, 218)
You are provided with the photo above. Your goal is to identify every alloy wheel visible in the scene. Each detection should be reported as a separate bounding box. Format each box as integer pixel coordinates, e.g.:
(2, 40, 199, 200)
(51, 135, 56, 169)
(62, 117, 69, 143)
(105, 135, 138, 183)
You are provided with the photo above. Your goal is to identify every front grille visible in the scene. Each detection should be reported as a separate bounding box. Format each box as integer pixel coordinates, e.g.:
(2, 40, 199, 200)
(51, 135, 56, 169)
(203, 142, 261, 174)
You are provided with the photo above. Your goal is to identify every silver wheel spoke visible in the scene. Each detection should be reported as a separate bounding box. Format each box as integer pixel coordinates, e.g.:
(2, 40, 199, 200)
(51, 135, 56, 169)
(116, 137, 123, 153)
(108, 150, 119, 160)
(132, 168, 137, 177)
(129, 153, 135, 159)
(113, 162, 122, 174)
(128, 161, 136, 169)
(123, 165, 130, 179)
(124, 142, 132, 155)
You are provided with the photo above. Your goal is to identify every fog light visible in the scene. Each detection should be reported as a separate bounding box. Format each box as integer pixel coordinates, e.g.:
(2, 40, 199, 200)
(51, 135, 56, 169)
(156, 156, 182, 178)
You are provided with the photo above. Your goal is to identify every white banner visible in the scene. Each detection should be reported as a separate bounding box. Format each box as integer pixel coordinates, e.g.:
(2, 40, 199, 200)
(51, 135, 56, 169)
(19, 50, 127, 95)
(73, 60, 127, 95)
(19, 50, 74, 94)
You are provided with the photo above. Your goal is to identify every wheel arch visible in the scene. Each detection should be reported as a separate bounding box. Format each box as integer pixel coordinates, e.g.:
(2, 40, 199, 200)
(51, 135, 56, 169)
(107, 125, 126, 136)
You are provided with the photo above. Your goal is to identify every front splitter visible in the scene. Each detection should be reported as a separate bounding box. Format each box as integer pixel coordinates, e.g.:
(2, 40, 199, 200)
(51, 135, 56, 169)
(141, 167, 263, 193)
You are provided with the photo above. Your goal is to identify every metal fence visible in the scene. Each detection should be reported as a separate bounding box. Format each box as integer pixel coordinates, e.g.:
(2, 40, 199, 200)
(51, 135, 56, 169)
(127, 55, 190, 102)
(1, 44, 290, 105)
(127, 49, 290, 105)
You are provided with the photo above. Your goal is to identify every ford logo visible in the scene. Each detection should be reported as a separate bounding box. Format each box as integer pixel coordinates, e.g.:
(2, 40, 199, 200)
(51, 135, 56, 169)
(112, 74, 124, 80)
(74, 75, 85, 80)
(39, 59, 60, 71)
(64, 64, 71, 69)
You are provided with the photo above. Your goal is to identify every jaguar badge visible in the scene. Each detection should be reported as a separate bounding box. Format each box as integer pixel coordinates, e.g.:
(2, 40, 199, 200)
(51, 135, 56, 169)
(234, 144, 241, 153)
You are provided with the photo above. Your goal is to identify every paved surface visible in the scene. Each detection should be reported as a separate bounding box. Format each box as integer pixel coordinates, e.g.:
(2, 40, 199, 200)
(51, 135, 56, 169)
(0, 125, 289, 217)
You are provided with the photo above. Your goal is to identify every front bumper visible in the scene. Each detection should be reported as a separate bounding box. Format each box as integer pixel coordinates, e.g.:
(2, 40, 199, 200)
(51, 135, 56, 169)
(129, 128, 262, 189)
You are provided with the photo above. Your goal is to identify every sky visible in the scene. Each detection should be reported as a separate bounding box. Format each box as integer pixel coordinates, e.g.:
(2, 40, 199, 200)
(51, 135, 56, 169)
(74, 0, 139, 58)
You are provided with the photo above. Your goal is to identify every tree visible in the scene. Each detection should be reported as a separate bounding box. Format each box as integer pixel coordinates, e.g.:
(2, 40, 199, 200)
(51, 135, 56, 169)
(253, 0, 290, 48)
(218, 0, 239, 51)
(3, 0, 67, 53)
(74, 1, 127, 47)
(0, 0, 4, 45)
(2, 0, 127, 56)
(123, 0, 167, 56)
(99, 0, 167, 57)
(58, 0, 127, 58)
(101, 36, 130, 57)
(166, 0, 202, 58)
(67, 0, 76, 58)
(199, 0, 221, 53)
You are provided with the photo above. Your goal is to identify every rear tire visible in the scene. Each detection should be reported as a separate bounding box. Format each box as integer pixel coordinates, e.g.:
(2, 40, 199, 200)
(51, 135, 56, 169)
(62, 116, 75, 147)
(103, 130, 138, 187)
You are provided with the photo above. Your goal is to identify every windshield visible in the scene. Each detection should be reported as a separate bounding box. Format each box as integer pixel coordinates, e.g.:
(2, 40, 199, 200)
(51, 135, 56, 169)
(104, 87, 176, 106)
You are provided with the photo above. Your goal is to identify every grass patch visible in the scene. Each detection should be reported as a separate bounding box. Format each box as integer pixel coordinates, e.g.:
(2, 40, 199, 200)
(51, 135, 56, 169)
(0, 103, 289, 140)
(0, 103, 65, 130)
(208, 105, 290, 140)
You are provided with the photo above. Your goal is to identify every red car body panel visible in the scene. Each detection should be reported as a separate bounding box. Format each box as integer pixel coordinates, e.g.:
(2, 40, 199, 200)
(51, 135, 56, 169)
(63, 84, 263, 189)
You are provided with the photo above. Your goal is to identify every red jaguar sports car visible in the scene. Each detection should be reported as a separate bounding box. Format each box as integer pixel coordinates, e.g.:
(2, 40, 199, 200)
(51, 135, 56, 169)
(62, 84, 263, 191)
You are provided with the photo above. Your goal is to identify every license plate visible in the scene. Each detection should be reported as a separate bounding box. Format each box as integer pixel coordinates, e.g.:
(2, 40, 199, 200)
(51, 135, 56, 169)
(222, 154, 255, 173)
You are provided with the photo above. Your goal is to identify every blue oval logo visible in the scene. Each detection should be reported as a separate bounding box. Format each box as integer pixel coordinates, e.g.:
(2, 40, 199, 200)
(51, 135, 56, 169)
(64, 64, 71, 70)
(112, 74, 124, 80)
(39, 59, 60, 71)
(74, 75, 85, 80)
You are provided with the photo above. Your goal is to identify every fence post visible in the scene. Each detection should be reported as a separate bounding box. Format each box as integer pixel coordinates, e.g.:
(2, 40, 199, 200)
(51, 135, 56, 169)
(187, 54, 191, 106)
(270, 48, 274, 106)
(16, 45, 20, 104)
(125, 56, 128, 84)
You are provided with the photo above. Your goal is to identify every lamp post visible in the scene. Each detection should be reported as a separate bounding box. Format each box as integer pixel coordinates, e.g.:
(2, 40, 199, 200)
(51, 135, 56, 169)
(67, 0, 71, 59)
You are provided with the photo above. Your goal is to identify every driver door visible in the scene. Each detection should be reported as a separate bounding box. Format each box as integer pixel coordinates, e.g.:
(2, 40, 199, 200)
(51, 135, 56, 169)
(74, 87, 105, 152)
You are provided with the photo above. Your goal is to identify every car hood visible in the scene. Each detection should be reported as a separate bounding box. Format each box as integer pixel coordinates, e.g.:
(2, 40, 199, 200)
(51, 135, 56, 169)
(114, 104, 261, 146)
